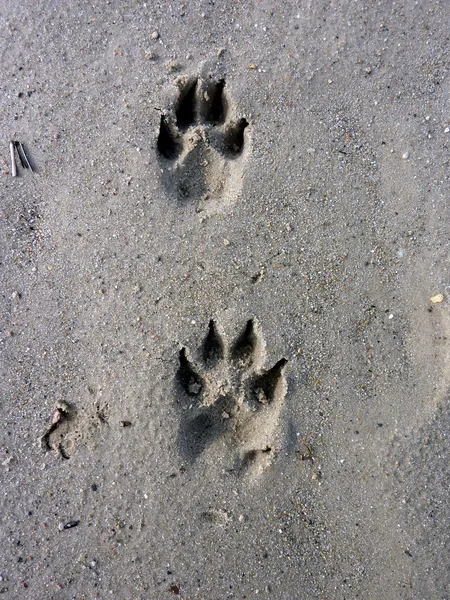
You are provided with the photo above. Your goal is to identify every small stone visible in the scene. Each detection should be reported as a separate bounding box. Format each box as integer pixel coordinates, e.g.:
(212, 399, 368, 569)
(365, 67, 372, 74)
(402, 151, 409, 159)
(188, 381, 201, 395)
(223, 238, 230, 246)
(217, 47, 226, 58)
(248, 64, 257, 70)
(151, 31, 159, 40)
(11, 291, 21, 301)
(445, 127, 450, 133)
(165, 60, 181, 73)
(51, 408, 63, 424)
(56, 400, 69, 413)
(430, 293, 444, 304)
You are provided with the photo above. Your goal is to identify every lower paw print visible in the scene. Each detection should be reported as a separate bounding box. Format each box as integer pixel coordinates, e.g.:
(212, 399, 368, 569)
(175, 319, 288, 477)
(157, 69, 250, 211)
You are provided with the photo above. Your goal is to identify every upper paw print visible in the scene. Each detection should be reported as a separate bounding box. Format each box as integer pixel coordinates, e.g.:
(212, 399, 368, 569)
(157, 74, 250, 208)
(175, 319, 287, 472)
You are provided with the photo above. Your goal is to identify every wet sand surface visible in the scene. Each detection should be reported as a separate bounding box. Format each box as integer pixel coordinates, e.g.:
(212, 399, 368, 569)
(1, 1, 449, 598)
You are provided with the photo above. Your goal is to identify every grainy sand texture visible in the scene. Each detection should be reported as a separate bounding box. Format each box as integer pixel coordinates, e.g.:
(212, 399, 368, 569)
(1, 1, 449, 598)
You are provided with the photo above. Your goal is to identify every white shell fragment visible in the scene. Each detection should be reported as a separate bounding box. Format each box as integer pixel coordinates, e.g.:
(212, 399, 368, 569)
(430, 293, 444, 304)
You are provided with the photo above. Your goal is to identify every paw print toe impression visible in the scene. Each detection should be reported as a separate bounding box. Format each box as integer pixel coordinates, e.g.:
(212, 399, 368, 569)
(157, 75, 250, 209)
(176, 319, 288, 475)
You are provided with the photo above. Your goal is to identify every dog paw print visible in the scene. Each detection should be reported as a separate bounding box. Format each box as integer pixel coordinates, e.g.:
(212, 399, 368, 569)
(175, 319, 288, 475)
(157, 73, 250, 210)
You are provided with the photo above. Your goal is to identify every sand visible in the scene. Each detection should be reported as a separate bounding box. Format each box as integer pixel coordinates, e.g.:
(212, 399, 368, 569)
(1, 1, 449, 598)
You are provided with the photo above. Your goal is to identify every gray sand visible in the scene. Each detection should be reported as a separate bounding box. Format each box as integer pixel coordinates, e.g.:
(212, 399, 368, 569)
(1, 1, 449, 598)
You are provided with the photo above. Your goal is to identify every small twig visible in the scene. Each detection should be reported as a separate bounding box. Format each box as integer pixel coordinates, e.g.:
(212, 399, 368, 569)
(9, 141, 17, 177)
(15, 141, 27, 168)
(15, 141, 33, 172)
(300, 441, 314, 461)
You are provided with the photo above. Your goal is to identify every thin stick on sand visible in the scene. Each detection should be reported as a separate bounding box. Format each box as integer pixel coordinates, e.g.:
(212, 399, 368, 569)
(9, 141, 17, 177)
(16, 141, 33, 172)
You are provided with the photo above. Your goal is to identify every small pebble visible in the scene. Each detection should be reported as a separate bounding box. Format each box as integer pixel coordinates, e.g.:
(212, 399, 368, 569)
(11, 291, 21, 301)
(165, 60, 180, 73)
(59, 520, 79, 531)
(430, 293, 444, 304)
(365, 67, 372, 74)
(445, 127, 449, 133)
(223, 238, 230, 246)
(151, 31, 159, 40)
(402, 151, 409, 159)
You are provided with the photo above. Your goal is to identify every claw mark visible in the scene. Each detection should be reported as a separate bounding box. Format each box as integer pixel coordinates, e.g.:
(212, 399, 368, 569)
(201, 78, 227, 124)
(224, 118, 249, 156)
(202, 319, 225, 367)
(253, 358, 288, 404)
(176, 78, 197, 128)
(178, 347, 203, 396)
(230, 319, 260, 367)
(157, 115, 180, 159)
